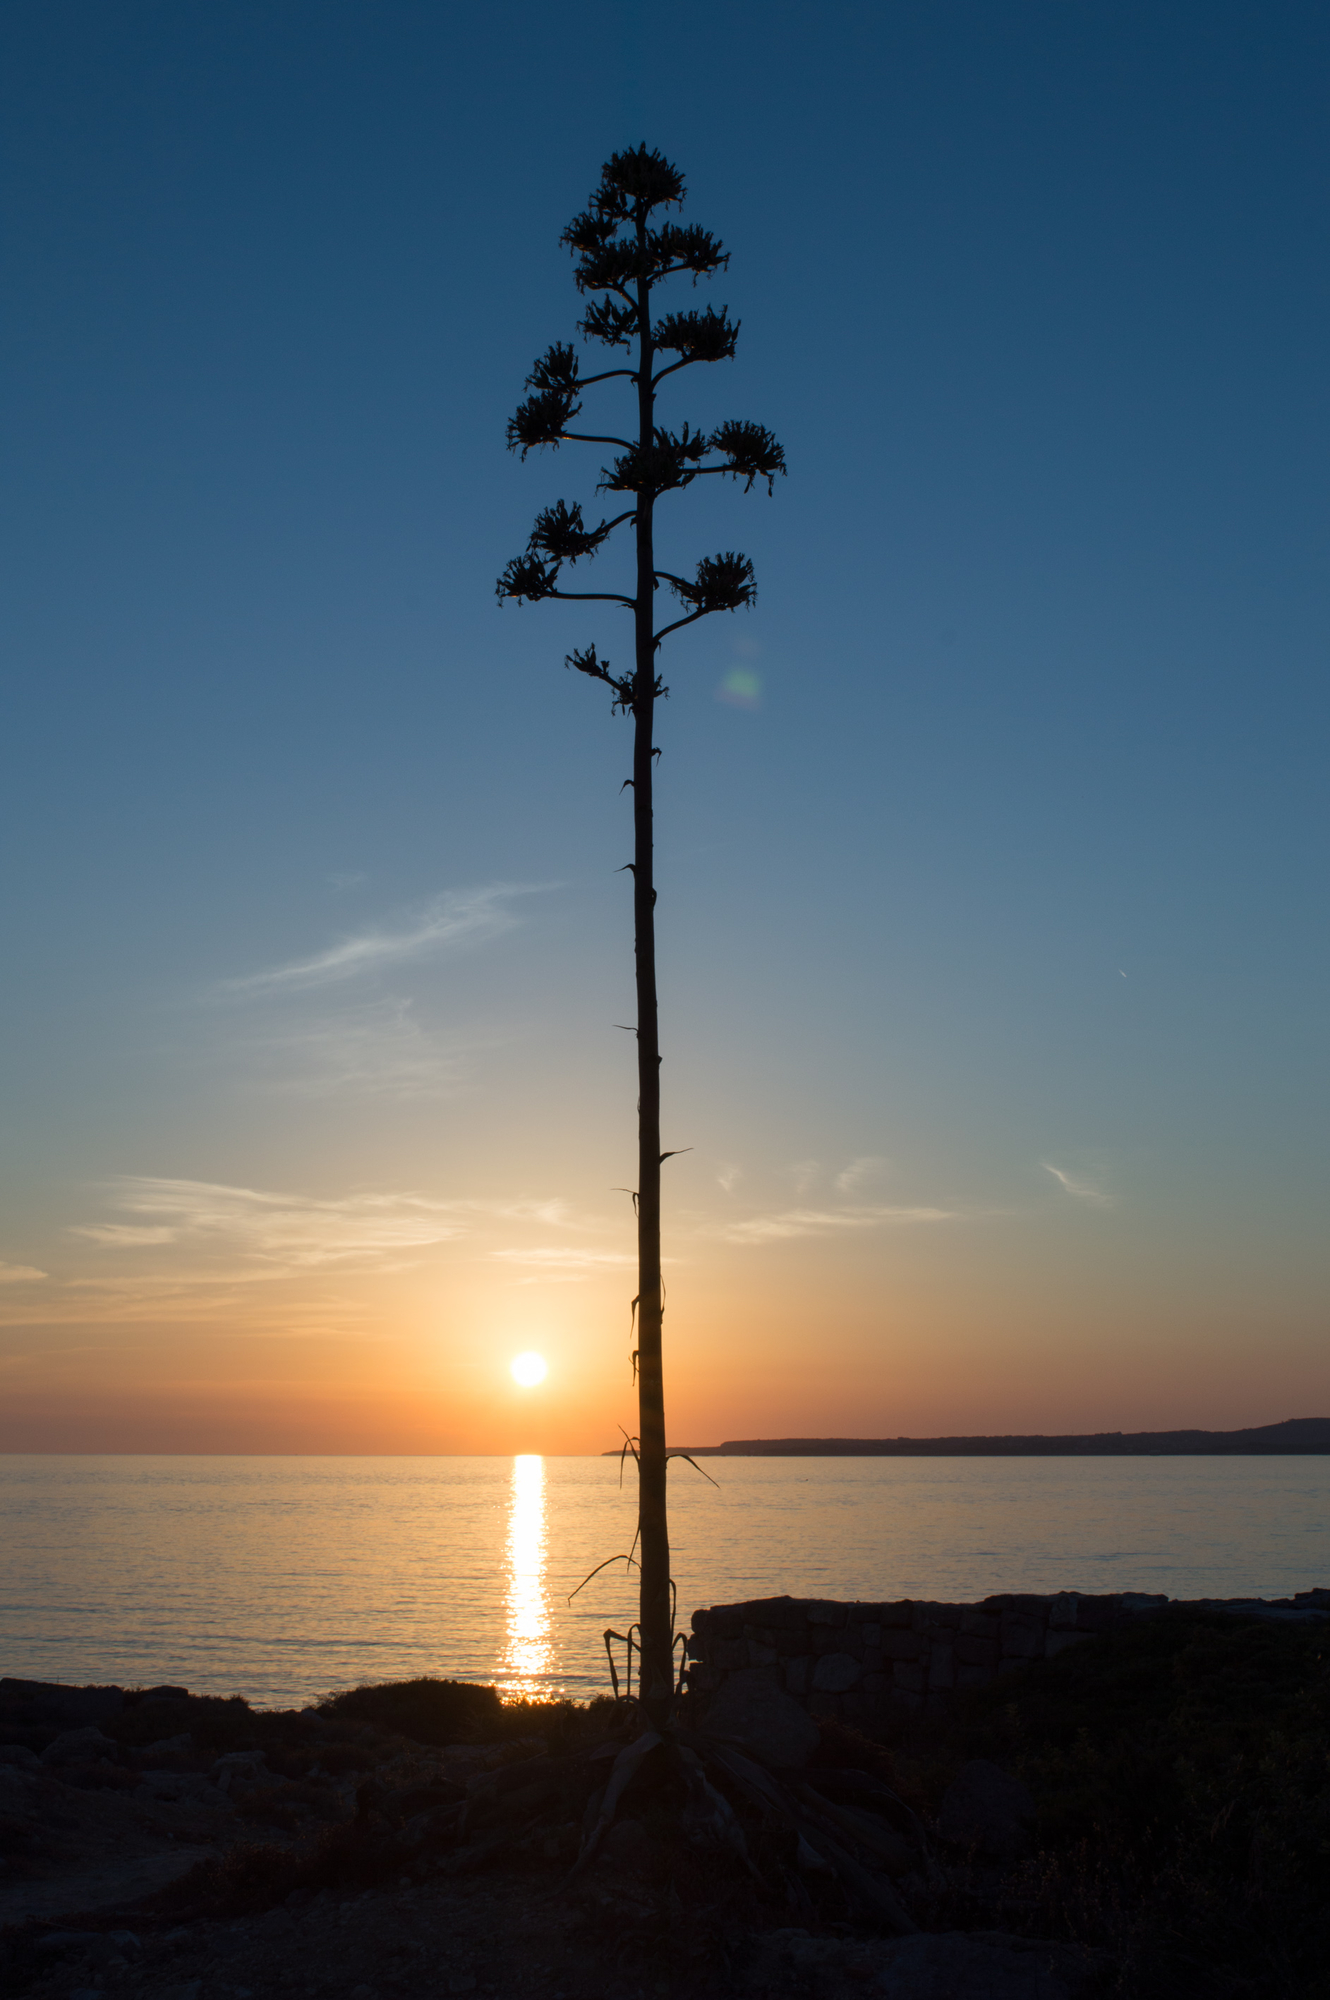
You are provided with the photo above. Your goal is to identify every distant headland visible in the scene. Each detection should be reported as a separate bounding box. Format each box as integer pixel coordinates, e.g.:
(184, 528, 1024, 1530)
(630, 1417, 1330, 1458)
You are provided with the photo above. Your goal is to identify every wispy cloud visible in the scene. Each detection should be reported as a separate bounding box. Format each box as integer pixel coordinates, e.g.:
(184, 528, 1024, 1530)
(72, 1179, 467, 1269)
(0, 1261, 47, 1283)
(221, 885, 532, 995)
(714, 1205, 953, 1246)
(1041, 1163, 1112, 1207)
(834, 1155, 889, 1196)
(70, 1178, 575, 1275)
(716, 1162, 742, 1194)
(7, 1271, 385, 1330)
(489, 1245, 638, 1287)
(73, 1225, 178, 1247)
(491, 1246, 633, 1276)
(236, 1000, 471, 1100)
(789, 1159, 820, 1195)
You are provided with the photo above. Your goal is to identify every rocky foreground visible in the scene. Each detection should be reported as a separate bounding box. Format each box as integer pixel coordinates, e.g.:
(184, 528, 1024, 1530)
(2, 1602, 1327, 1998)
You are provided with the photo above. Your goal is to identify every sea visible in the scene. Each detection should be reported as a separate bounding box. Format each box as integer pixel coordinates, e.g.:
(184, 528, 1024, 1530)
(0, 1454, 1325, 1709)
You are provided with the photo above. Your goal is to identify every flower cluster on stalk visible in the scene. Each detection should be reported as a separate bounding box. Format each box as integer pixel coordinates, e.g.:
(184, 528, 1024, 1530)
(496, 144, 785, 708)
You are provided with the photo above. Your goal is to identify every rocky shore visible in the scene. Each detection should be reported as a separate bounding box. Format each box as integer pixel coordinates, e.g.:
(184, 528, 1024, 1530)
(0, 1669, 1111, 1999)
(685, 1585, 1330, 1723)
(2, 1591, 1326, 1999)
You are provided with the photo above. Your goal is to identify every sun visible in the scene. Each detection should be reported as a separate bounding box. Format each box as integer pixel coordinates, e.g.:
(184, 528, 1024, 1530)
(510, 1351, 548, 1389)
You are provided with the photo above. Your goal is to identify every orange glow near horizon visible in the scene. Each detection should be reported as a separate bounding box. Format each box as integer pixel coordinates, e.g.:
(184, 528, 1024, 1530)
(0, 1223, 1325, 1453)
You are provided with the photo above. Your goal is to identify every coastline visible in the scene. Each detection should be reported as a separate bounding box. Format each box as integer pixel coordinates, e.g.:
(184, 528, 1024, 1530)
(638, 1415, 1330, 1457)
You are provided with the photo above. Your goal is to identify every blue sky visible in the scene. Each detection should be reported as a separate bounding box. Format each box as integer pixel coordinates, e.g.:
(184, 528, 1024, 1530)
(0, 0, 1326, 1449)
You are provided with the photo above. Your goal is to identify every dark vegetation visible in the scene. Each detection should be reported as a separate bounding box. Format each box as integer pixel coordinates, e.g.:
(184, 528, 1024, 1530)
(2, 1611, 1327, 1995)
(889, 1609, 1330, 1998)
(174, 1613, 1330, 1995)
(315, 1678, 549, 1747)
(226, 1616, 1320, 1992)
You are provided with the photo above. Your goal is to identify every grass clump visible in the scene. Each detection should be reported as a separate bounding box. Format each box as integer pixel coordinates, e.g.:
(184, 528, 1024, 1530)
(885, 1608, 1330, 1999)
(313, 1678, 617, 1755)
(110, 1692, 271, 1755)
(314, 1677, 505, 1745)
(154, 1823, 421, 1916)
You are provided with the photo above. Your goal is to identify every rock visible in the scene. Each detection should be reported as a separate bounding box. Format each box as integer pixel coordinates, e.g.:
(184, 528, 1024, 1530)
(40, 1727, 118, 1765)
(213, 1751, 267, 1793)
(745, 1927, 1107, 1997)
(1045, 1632, 1093, 1657)
(937, 1760, 1036, 1859)
(602, 1817, 654, 1871)
(1218, 1602, 1330, 1623)
(35, 1932, 140, 1963)
(137, 1770, 218, 1802)
(437, 1746, 496, 1782)
(144, 1733, 194, 1758)
(0, 1744, 41, 1769)
(726, 1594, 808, 1628)
(811, 1652, 862, 1693)
(701, 1667, 821, 1769)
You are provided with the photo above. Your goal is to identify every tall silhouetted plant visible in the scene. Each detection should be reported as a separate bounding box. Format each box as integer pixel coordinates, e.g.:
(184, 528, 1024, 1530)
(497, 146, 784, 1722)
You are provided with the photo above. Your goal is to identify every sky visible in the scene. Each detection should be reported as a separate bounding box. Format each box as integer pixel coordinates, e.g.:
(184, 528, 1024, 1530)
(0, 0, 1326, 1453)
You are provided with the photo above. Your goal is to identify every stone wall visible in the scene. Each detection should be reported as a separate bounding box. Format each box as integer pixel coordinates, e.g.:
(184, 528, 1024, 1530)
(684, 1588, 1327, 1726)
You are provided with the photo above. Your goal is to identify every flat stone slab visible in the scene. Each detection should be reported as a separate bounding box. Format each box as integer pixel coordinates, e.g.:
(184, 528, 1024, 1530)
(745, 1926, 1109, 1998)
(700, 1665, 822, 1768)
(0, 1846, 212, 1925)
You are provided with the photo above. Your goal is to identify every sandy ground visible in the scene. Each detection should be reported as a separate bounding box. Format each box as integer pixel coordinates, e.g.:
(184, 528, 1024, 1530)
(0, 1761, 752, 2000)
(0, 1762, 1111, 2000)
(0, 1681, 1116, 1999)
(0, 1763, 248, 1927)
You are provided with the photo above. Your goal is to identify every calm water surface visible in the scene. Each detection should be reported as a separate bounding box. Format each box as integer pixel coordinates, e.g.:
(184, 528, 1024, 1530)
(0, 1455, 1325, 1707)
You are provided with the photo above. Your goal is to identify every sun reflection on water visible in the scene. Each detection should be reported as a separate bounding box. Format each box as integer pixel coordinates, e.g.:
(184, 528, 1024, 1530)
(502, 1454, 552, 1693)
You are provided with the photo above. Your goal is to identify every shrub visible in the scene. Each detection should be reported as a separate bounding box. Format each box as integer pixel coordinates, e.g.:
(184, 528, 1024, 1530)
(313, 1678, 505, 1745)
(884, 1608, 1330, 1999)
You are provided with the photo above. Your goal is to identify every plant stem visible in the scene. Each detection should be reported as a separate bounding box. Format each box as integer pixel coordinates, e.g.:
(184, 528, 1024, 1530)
(633, 212, 670, 1718)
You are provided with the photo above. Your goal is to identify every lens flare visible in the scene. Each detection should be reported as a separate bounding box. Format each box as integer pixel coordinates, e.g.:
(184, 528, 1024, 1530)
(510, 1351, 548, 1388)
(716, 666, 761, 709)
